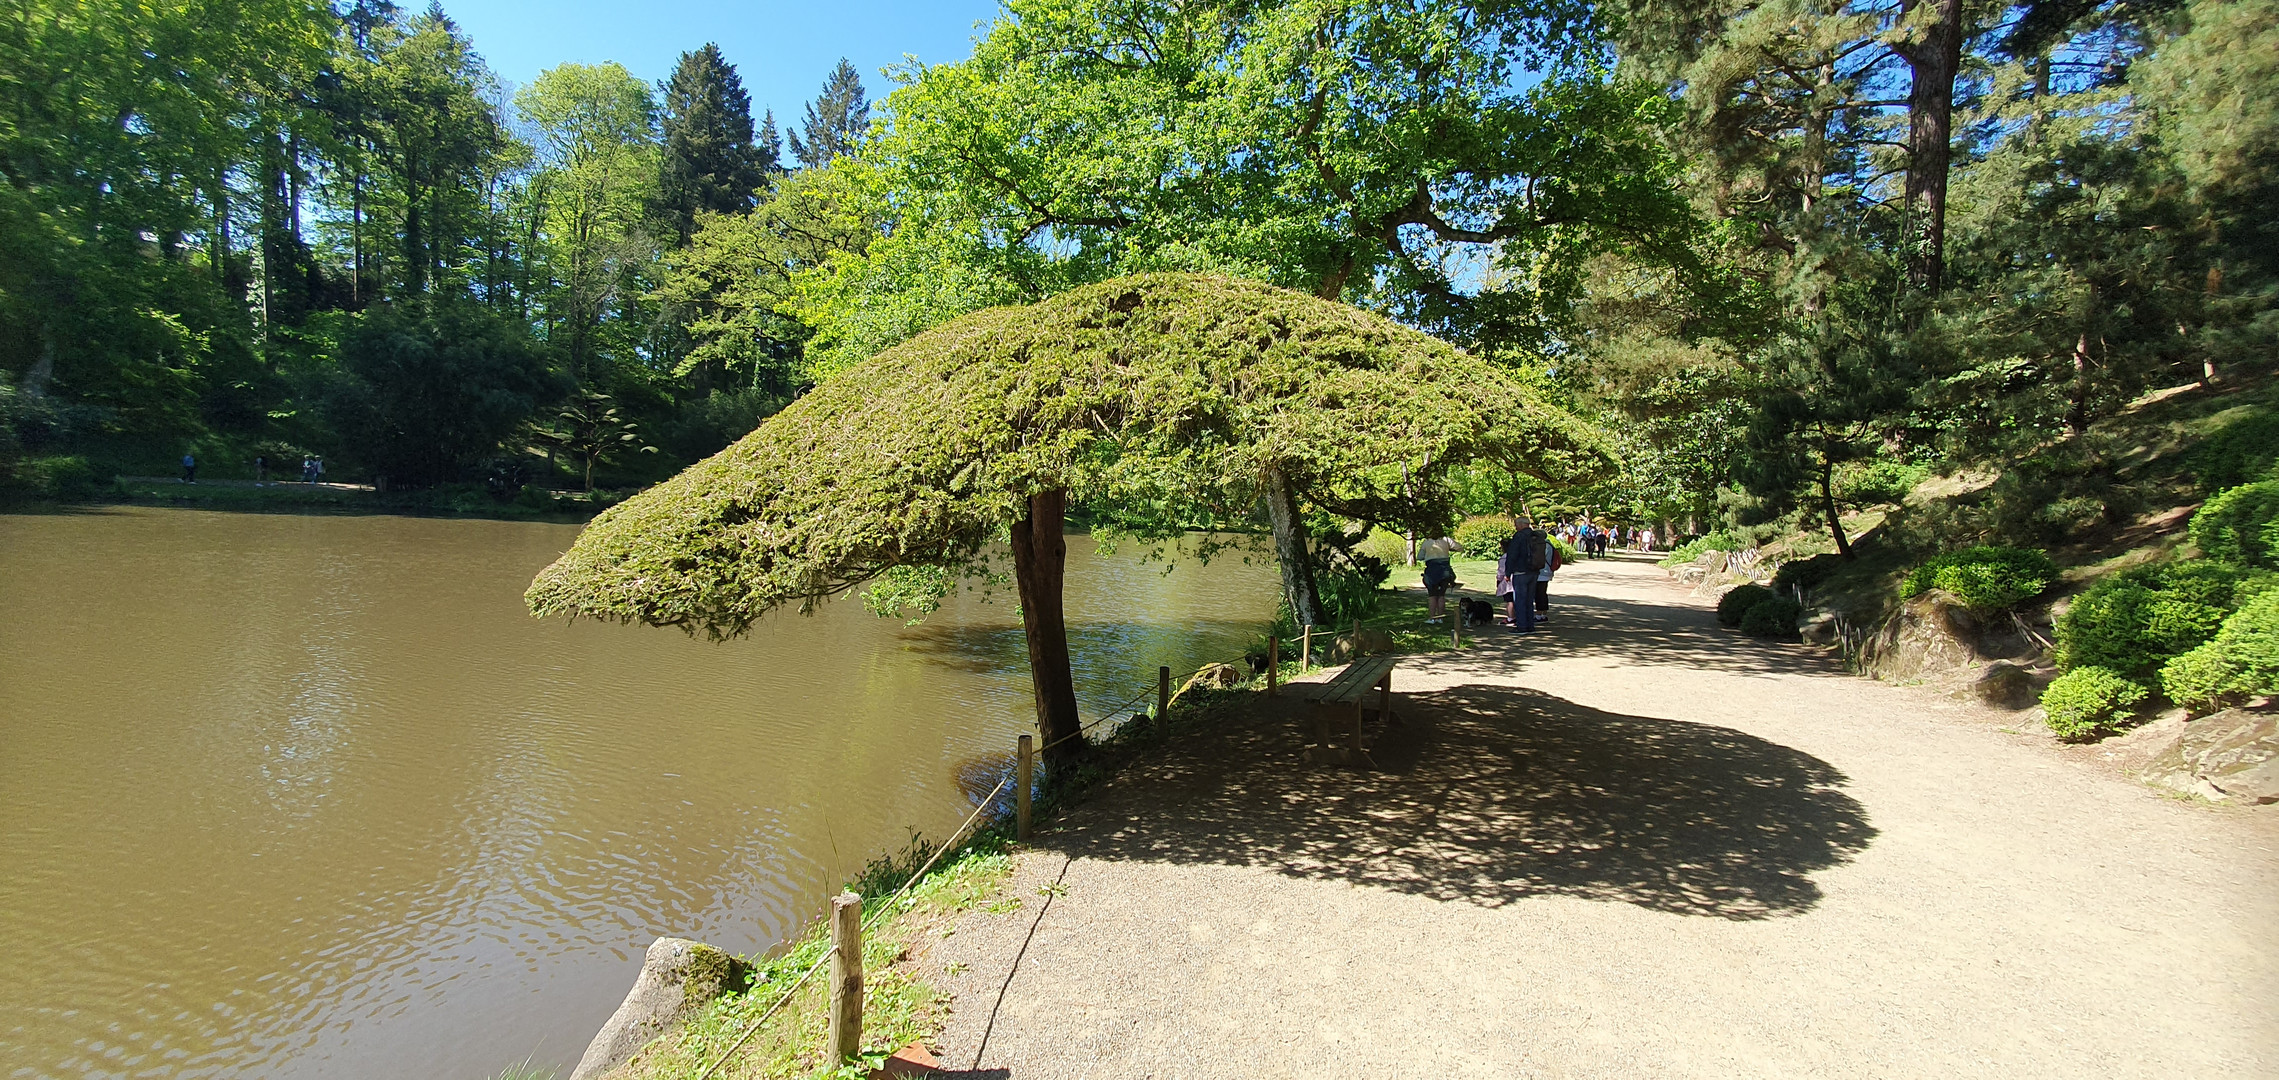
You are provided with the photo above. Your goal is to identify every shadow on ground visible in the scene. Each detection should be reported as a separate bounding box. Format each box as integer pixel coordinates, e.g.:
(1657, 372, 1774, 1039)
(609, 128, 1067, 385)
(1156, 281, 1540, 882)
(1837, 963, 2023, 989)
(1047, 681, 1876, 920)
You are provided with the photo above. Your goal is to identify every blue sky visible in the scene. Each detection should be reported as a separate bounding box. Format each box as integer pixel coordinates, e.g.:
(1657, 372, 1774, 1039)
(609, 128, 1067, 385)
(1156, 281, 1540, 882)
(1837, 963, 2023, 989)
(438, 0, 1004, 124)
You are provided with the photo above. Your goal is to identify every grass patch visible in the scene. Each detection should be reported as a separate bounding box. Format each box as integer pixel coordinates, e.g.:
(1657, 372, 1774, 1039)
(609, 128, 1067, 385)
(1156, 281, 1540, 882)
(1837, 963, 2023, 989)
(609, 842, 1014, 1080)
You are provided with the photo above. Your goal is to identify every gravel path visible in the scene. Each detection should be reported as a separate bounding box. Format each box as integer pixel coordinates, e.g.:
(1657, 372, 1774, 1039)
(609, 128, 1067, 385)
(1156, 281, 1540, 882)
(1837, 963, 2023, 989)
(919, 556, 2279, 1078)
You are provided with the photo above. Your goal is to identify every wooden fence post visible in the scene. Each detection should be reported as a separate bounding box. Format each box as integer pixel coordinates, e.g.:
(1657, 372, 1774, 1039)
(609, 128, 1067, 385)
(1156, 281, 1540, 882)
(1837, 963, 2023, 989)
(1267, 634, 1279, 696)
(1016, 734, 1033, 842)
(1301, 625, 1313, 667)
(828, 891, 863, 1062)
(1157, 665, 1170, 730)
(1453, 612, 1462, 648)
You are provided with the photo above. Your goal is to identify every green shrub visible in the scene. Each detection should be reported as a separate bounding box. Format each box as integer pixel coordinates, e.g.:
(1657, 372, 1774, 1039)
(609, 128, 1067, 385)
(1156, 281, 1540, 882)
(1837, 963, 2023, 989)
(1357, 527, 1411, 566)
(2053, 561, 2266, 679)
(1718, 583, 1775, 628)
(1772, 552, 1846, 595)
(2159, 590, 2279, 710)
(2189, 480, 2279, 569)
(2189, 409, 2279, 490)
(2041, 667, 2149, 740)
(1660, 530, 1744, 568)
(1453, 516, 1514, 554)
(6, 454, 101, 500)
(1740, 596, 1803, 640)
(1899, 546, 2058, 611)
(515, 483, 556, 511)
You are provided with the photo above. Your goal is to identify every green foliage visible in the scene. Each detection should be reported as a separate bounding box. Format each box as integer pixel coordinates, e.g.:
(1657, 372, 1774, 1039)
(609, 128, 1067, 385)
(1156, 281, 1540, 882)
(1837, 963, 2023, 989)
(1898, 546, 2059, 611)
(529, 274, 1611, 636)
(2054, 561, 2271, 679)
(2187, 410, 2279, 490)
(2190, 480, 2279, 568)
(1718, 583, 1775, 628)
(2, 455, 100, 501)
(1661, 530, 1743, 568)
(2041, 667, 2150, 740)
(655, 43, 771, 244)
(1834, 459, 1929, 510)
(2160, 590, 2279, 711)
(1773, 552, 1846, 595)
(1739, 595, 1803, 641)
(1357, 528, 1411, 567)
(326, 304, 566, 486)
(1453, 516, 1516, 554)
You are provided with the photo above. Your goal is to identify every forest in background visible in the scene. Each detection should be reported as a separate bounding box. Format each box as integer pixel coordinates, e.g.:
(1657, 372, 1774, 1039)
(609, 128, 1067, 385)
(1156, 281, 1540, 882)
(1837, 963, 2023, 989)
(1, 0, 2272, 540)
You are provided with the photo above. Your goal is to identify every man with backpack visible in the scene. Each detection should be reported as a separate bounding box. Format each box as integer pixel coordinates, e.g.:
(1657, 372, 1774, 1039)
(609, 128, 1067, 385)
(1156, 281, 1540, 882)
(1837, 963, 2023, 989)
(1497, 516, 1547, 633)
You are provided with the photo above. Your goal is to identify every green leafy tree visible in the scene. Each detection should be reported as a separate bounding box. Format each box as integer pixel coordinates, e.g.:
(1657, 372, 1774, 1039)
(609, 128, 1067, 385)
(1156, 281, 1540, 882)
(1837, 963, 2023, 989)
(516, 62, 659, 380)
(326, 302, 565, 486)
(529, 275, 1610, 764)
(532, 387, 656, 491)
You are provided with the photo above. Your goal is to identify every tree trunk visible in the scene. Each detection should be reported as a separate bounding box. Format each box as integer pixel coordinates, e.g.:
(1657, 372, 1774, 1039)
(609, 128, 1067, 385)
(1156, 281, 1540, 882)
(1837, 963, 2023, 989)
(2067, 330, 2093, 434)
(1899, 0, 1964, 294)
(1820, 457, 1853, 558)
(1263, 466, 1327, 628)
(1008, 489, 1083, 769)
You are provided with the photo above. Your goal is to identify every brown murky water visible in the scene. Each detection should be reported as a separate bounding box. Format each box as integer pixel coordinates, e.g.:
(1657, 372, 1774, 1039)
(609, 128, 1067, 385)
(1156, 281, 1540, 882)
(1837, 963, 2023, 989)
(0, 508, 1276, 1079)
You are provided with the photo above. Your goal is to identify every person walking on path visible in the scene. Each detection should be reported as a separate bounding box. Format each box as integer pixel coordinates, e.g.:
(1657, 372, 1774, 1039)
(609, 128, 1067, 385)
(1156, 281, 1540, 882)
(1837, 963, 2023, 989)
(1535, 536, 1559, 621)
(180, 452, 196, 484)
(1419, 533, 1458, 623)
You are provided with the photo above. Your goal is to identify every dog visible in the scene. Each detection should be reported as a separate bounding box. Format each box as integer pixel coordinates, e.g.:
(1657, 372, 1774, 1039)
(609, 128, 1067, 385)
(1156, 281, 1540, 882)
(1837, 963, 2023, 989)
(1459, 597, 1496, 625)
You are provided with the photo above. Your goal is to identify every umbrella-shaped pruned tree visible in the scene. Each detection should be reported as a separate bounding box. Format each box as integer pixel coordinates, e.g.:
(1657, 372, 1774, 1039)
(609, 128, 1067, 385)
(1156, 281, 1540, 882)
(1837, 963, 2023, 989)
(527, 273, 1608, 763)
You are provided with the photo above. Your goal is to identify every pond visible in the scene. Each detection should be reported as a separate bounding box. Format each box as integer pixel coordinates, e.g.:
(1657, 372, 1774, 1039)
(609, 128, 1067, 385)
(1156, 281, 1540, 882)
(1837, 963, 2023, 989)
(0, 508, 1278, 1079)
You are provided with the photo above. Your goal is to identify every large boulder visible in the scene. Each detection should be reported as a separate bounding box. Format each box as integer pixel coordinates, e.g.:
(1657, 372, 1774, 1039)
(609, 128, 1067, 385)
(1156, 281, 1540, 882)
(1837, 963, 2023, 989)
(2131, 708, 2279, 804)
(571, 937, 752, 1080)
(1971, 661, 2042, 710)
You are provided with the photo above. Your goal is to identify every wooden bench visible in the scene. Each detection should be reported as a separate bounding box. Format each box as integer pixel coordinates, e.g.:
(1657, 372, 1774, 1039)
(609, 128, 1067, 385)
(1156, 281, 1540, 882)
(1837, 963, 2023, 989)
(1307, 654, 1400, 765)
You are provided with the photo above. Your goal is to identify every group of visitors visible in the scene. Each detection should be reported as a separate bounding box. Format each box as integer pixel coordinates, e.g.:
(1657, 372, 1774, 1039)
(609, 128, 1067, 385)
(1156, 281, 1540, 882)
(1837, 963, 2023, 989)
(183, 452, 324, 485)
(1411, 513, 1670, 634)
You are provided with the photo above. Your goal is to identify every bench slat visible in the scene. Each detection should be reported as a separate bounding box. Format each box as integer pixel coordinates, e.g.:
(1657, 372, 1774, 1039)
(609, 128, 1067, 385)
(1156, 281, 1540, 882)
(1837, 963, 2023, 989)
(1312, 656, 1399, 705)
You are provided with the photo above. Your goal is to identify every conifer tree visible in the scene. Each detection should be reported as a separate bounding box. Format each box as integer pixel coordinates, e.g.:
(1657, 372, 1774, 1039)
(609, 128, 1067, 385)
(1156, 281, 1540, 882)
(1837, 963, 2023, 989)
(788, 58, 869, 168)
(657, 44, 765, 245)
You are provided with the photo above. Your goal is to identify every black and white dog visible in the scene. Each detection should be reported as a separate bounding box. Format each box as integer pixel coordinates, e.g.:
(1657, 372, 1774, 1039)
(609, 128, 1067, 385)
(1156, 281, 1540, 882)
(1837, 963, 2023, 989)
(1458, 597, 1497, 625)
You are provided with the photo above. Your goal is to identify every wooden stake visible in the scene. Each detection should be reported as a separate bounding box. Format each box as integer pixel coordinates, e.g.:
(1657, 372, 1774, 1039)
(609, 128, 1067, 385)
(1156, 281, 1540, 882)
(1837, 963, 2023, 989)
(1453, 611, 1462, 648)
(1267, 634, 1279, 696)
(827, 891, 863, 1062)
(1016, 734, 1033, 842)
(1157, 665, 1170, 729)
(1301, 625, 1312, 667)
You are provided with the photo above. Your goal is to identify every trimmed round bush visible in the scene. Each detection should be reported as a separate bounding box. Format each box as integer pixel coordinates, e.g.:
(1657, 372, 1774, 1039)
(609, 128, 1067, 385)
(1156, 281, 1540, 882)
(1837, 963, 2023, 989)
(2190, 479, 2279, 569)
(2041, 667, 2149, 740)
(1718, 583, 1775, 628)
(1453, 516, 1515, 555)
(2054, 561, 2263, 680)
(1739, 596, 1803, 640)
(2159, 589, 2279, 711)
(1899, 545, 2058, 611)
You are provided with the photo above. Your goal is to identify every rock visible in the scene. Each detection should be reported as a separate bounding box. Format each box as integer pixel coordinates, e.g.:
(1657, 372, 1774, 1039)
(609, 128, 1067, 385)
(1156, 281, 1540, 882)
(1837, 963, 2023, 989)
(1186, 662, 1245, 690)
(2128, 708, 2279, 804)
(1862, 593, 1984, 681)
(1325, 628, 1397, 664)
(571, 937, 751, 1080)
(1972, 661, 2040, 710)
(2184, 709, 2279, 804)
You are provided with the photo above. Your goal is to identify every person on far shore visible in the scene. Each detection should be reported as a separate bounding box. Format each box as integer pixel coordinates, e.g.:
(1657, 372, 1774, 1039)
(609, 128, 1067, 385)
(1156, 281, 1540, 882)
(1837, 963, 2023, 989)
(180, 452, 196, 484)
(254, 455, 267, 485)
(1419, 532, 1458, 623)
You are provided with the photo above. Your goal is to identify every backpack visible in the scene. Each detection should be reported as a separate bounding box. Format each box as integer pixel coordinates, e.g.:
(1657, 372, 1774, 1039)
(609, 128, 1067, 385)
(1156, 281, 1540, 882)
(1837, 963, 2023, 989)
(1547, 543, 1562, 572)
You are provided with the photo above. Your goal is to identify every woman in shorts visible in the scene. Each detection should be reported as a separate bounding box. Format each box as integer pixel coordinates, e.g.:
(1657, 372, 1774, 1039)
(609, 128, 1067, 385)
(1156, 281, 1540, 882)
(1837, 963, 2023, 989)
(1419, 534, 1458, 622)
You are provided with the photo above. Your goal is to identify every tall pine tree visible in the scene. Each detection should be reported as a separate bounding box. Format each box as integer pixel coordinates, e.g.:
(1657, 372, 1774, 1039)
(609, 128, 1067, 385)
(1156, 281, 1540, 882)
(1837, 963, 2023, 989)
(788, 58, 868, 168)
(657, 44, 765, 245)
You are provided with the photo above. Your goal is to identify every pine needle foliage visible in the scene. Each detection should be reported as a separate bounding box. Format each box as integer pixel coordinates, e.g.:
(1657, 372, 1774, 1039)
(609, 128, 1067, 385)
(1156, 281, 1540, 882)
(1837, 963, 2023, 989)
(526, 273, 1611, 638)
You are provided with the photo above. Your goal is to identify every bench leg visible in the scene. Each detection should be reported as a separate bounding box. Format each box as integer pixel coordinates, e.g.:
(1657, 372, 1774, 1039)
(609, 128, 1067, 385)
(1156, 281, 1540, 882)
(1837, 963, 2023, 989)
(1378, 672, 1394, 729)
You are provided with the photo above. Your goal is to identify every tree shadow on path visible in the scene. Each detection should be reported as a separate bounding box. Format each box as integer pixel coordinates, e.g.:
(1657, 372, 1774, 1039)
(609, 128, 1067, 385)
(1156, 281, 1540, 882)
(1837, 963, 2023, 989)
(1048, 681, 1877, 920)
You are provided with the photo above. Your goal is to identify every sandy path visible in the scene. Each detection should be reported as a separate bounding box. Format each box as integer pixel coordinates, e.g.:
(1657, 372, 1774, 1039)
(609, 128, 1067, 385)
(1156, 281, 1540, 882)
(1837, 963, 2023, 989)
(920, 557, 2279, 1078)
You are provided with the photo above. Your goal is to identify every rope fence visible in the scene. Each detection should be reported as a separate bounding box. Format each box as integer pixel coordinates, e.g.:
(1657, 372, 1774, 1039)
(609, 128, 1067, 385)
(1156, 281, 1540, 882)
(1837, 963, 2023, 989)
(704, 627, 1365, 1073)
